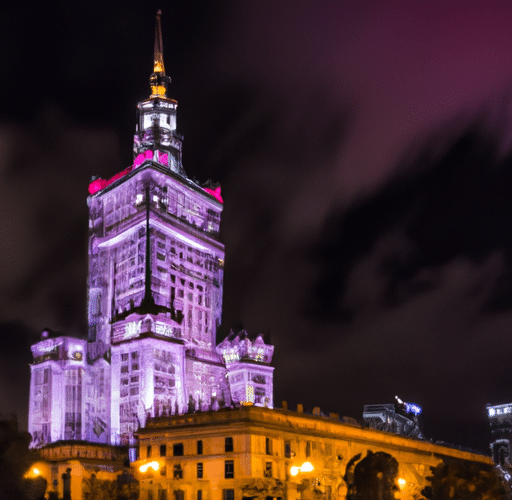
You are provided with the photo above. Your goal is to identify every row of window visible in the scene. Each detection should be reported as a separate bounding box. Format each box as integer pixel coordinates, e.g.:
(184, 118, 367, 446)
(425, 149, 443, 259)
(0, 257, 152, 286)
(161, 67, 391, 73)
(147, 437, 232, 459)
(145, 436, 281, 459)
(147, 489, 233, 500)
(168, 461, 234, 480)
(144, 438, 330, 465)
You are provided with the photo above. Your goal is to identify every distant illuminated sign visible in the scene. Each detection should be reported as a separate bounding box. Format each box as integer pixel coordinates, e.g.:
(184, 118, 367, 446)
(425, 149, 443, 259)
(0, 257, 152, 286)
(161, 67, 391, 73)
(405, 402, 422, 416)
(488, 405, 512, 417)
(396, 396, 422, 416)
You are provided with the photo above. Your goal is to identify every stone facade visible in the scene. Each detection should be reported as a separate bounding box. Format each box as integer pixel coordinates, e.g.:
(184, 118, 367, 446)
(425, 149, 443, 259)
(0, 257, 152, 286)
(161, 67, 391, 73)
(27, 12, 274, 450)
(135, 405, 494, 500)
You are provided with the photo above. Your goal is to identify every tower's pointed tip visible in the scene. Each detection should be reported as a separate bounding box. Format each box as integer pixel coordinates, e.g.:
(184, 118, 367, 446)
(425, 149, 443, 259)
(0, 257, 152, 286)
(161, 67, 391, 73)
(154, 11, 165, 74)
(150, 9, 169, 96)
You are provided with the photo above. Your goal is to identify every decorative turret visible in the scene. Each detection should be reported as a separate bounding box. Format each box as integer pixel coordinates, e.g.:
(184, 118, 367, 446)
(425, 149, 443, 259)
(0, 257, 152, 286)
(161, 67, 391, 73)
(217, 330, 274, 408)
(133, 10, 185, 176)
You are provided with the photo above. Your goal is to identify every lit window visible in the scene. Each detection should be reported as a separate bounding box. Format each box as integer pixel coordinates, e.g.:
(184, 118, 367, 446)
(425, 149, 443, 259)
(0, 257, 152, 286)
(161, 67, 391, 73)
(223, 489, 234, 500)
(173, 464, 183, 479)
(225, 437, 233, 452)
(224, 460, 234, 479)
(264, 461, 272, 478)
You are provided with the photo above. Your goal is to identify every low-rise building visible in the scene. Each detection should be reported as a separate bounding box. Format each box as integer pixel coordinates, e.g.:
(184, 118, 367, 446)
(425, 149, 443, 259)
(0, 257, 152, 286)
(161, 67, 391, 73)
(27, 441, 130, 500)
(135, 405, 493, 500)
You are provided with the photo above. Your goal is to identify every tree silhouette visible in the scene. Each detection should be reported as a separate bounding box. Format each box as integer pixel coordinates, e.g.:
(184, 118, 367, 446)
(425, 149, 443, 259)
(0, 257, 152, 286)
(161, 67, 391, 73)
(0, 416, 42, 500)
(345, 450, 399, 500)
(82, 472, 139, 500)
(424, 458, 508, 500)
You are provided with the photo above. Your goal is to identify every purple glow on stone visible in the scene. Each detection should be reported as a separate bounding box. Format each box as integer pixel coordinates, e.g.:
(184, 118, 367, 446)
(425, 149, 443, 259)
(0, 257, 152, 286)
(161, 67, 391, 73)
(30, 47, 274, 448)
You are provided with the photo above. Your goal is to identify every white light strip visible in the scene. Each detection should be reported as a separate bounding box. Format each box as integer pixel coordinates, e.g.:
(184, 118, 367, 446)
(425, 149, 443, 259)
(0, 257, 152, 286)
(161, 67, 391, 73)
(152, 219, 210, 251)
(97, 218, 212, 252)
(97, 223, 143, 248)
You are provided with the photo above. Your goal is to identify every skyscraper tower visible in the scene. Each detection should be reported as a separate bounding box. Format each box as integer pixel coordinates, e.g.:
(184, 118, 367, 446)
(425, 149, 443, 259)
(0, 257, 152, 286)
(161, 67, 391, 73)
(87, 11, 228, 444)
(28, 12, 274, 448)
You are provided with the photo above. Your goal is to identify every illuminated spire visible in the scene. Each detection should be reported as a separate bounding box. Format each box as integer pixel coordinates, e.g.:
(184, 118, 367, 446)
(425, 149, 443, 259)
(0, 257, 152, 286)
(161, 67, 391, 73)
(154, 10, 165, 74)
(150, 10, 171, 98)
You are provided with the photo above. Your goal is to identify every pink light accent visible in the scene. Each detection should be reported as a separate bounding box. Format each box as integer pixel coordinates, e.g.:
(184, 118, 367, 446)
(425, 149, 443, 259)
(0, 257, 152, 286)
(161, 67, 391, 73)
(133, 153, 145, 167)
(158, 152, 169, 166)
(89, 149, 167, 195)
(204, 186, 223, 204)
(88, 164, 134, 195)
(88, 178, 107, 195)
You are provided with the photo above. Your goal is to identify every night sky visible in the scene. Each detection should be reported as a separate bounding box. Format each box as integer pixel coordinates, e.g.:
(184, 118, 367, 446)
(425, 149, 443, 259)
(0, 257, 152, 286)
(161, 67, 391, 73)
(2, 0, 512, 453)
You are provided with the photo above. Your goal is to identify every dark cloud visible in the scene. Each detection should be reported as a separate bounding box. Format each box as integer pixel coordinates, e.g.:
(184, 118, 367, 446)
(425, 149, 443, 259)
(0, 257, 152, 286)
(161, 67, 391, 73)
(307, 111, 512, 320)
(4, 0, 512, 453)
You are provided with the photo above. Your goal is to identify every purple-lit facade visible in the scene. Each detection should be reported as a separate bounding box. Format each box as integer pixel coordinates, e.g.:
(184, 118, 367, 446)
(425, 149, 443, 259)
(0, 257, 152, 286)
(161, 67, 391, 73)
(28, 13, 274, 448)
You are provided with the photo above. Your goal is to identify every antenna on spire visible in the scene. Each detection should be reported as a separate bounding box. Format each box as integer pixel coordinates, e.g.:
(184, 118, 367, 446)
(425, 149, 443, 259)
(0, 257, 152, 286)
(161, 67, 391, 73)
(150, 10, 171, 97)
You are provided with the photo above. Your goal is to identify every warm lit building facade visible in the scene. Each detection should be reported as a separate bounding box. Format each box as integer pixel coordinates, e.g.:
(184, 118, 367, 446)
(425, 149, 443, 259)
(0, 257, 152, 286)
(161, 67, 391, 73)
(134, 405, 494, 500)
(27, 441, 129, 500)
(28, 11, 274, 450)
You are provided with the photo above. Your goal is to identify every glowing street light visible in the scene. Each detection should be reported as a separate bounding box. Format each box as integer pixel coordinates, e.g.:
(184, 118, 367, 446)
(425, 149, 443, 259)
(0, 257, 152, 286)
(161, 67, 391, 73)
(300, 462, 314, 472)
(24, 465, 43, 479)
(139, 461, 160, 473)
(290, 462, 314, 476)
